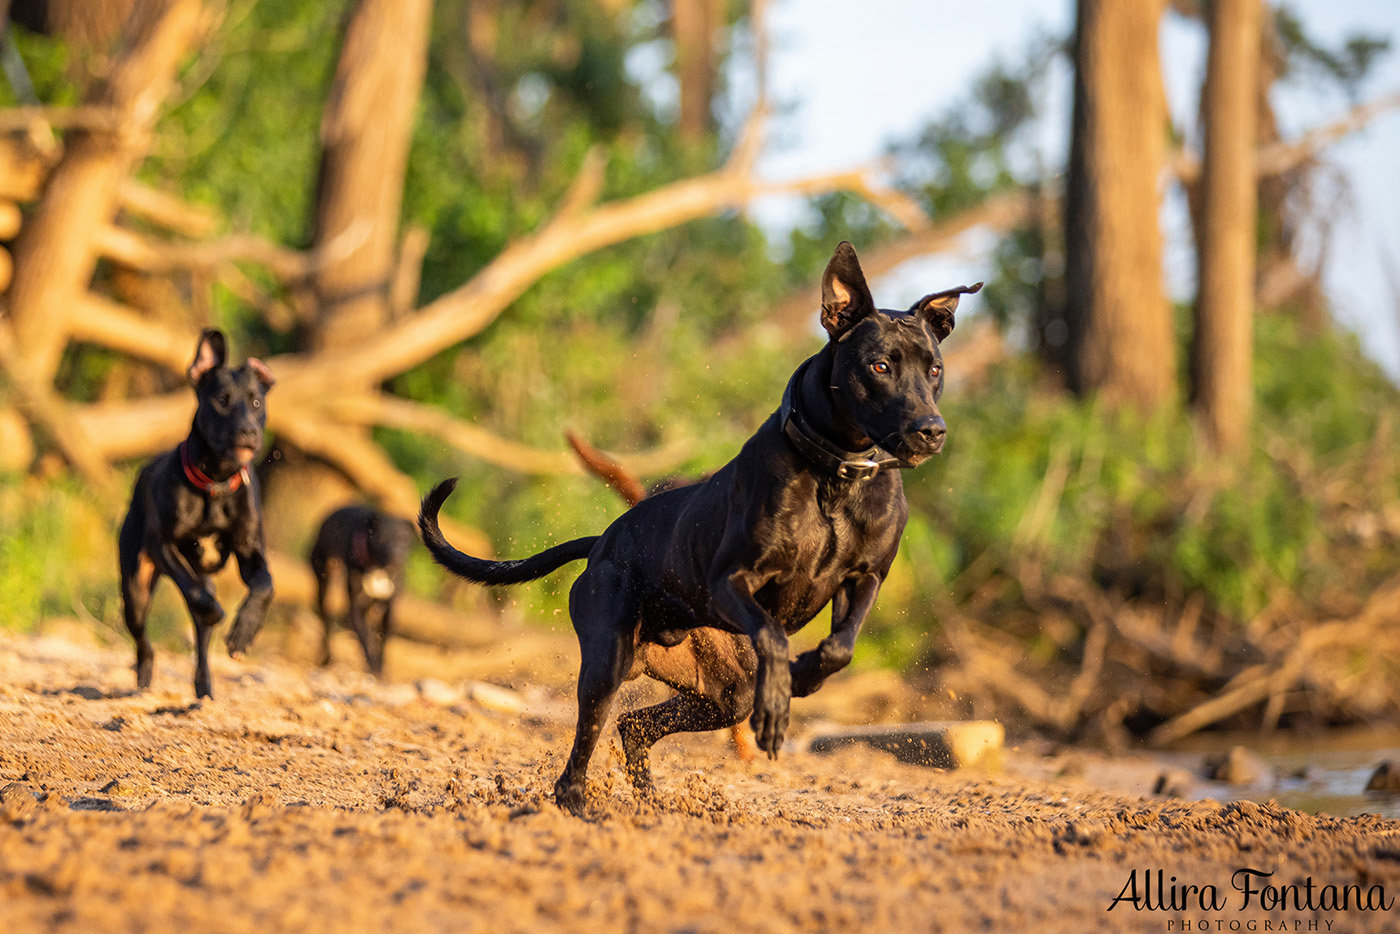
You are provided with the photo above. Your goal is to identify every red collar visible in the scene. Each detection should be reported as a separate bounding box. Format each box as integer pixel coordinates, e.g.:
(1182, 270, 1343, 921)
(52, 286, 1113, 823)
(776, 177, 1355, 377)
(179, 441, 249, 496)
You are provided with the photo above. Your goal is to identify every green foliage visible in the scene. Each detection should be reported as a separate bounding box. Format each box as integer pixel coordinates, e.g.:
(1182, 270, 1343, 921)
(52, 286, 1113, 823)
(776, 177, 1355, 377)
(1274, 6, 1392, 99)
(889, 312, 1400, 638)
(147, 1, 345, 245)
(0, 469, 185, 641)
(891, 33, 1059, 218)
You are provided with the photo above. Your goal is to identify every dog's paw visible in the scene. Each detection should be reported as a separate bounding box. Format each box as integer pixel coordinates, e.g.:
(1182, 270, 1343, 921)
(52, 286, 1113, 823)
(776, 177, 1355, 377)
(750, 671, 791, 758)
(553, 779, 591, 816)
(224, 614, 262, 657)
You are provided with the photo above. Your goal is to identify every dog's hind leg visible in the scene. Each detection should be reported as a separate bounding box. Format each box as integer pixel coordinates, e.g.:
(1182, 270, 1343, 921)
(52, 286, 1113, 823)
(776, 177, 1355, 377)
(313, 556, 334, 667)
(555, 564, 637, 813)
(622, 630, 757, 793)
(618, 690, 753, 795)
(371, 598, 393, 676)
(120, 551, 160, 690)
(342, 573, 378, 674)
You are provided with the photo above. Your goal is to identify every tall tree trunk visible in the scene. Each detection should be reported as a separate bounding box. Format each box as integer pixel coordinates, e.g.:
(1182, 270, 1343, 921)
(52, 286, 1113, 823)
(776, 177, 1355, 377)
(671, 0, 721, 142)
(5, 0, 202, 384)
(1191, 0, 1261, 453)
(268, 0, 434, 546)
(1064, 0, 1175, 409)
(309, 0, 433, 355)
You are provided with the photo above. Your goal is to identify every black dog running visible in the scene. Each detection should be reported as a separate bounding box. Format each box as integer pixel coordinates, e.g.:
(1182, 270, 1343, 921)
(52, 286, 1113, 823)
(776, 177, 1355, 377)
(117, 329, 275, 700)
(419, 241, 979, 811)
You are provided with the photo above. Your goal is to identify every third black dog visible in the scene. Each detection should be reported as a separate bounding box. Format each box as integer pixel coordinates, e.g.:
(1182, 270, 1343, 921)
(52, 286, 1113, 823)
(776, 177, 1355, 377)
(118, 329, 275, 699)
(419, 242, 979, 810)
(309, 505, 415, 676)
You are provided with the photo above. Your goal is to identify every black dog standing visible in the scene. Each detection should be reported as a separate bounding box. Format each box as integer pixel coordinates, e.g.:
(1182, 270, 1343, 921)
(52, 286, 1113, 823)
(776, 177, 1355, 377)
(420, 242, 979, 811)
(309, 505, 415, 676)
(117, 329, 275, 699)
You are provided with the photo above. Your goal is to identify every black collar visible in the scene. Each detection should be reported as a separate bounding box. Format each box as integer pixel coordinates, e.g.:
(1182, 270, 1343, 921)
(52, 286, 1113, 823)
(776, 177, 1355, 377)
(777, 357, 905, 482)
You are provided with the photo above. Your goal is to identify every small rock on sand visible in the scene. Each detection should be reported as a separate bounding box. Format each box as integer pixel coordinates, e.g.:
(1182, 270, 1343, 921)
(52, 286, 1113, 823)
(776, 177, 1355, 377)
(416, 678, 462, 706)
(1153, 768, 1196, 798)
(463, 681, 526, 714)
(1366, 760, 1400, 792)
(0, 781, 39, 819)
(1203, 746, 1271, 786)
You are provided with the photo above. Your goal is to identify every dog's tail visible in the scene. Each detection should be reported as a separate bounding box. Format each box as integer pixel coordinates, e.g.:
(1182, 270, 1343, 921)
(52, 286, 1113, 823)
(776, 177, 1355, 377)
(419, 478, 597, 585)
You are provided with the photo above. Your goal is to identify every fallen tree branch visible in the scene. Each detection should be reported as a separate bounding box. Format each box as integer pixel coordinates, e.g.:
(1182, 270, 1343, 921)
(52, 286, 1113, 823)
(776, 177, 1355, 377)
(94, 218, 371, 281)
(1148, 665, 1290, 745)
(761, 189, 1036, 336)
(117, 178, 219, 238)
(326, 394, 692, 478)
(1172, 90, 1400, 184)
(0, 105, 123, 135)
(73, 392, 194, 461)
(67, 292, 198, 374)
(296, 156, 925, 391)
(64, 157, 930, 463)
(0, 320, 117, 495)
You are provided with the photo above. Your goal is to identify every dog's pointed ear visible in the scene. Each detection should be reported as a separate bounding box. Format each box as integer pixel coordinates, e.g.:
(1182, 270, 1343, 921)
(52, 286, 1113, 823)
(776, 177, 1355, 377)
(246, 357, 275, 391)
(910, 282, 982, 342)
(820, 241, 876, 339)
(187, 329, 228, 386)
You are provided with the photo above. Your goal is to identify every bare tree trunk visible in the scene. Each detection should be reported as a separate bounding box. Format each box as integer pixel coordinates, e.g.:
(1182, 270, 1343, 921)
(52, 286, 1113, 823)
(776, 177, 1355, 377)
(38, 0, 139, 49)
(271, 0, 435, 541)
(671, 0, 721, 142)
(1064, 0, 1176, 409)
(5, 0, 203, 384)
(309, 0, 433, 355)
(1191, 0, 1261, 454)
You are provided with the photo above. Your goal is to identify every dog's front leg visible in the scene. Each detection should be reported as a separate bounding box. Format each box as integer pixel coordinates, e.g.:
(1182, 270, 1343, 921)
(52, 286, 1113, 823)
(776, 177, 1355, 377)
(790, 573, 881, 698)
(158, 542, 223, 699)
(713, 572, 789, 758)
(159, 541, 224, 627)
(342, 572, 378, 672)
(227, 547, 274, 656)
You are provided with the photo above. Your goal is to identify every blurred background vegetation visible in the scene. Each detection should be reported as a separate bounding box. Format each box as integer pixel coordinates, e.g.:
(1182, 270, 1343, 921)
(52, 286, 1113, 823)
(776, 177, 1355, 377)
(1, 0, 1398, 746)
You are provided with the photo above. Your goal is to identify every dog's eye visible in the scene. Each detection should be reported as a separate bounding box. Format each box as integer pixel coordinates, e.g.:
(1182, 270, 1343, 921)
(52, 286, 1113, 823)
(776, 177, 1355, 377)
(215, 394, 233, 410)
(251, 397, 261, 410)
(929, 365, 942, 379)
(871, 361, 890, 375)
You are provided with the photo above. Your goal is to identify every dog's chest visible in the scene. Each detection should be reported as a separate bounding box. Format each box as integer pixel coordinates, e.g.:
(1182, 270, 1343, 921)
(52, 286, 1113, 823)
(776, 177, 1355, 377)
(764, 489, 903, 625)
(174, 496, 241, 571)
(361, 568, 396, 600)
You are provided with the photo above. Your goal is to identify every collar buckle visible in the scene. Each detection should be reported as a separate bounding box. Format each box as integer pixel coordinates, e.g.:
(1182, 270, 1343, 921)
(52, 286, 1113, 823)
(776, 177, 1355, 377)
(835, 458, 881, 482)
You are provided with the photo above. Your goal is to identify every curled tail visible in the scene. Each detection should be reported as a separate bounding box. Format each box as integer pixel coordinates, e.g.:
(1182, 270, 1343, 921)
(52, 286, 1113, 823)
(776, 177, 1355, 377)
(418, 478, 597, 585)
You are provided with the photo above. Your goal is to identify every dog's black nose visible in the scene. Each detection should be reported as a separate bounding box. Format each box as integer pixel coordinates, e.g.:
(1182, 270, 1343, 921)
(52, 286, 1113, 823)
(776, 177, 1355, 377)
(915, 415, 946, 450)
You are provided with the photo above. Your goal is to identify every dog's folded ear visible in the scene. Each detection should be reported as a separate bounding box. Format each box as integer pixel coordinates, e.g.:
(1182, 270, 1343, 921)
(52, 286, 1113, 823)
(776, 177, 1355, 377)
(909, 282, 983, 342)
(187, 329, 228, 386)
(820, 241, 876, 339)
(246, 357, 276, 391)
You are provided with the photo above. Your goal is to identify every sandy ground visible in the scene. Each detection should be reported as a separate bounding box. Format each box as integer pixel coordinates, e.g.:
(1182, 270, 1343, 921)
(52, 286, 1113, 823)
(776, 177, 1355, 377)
(2, 627, 1400, 934)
